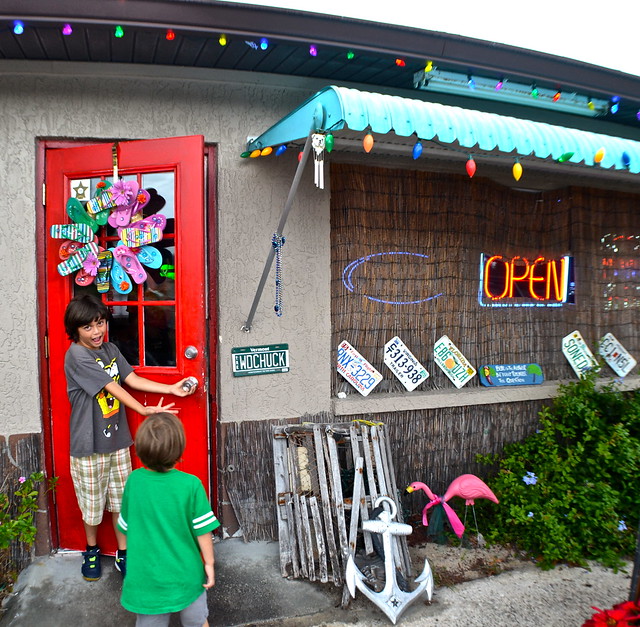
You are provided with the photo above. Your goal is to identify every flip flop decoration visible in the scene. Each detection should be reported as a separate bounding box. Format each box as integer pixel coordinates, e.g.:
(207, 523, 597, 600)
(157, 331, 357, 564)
(51, 178, 168, 292)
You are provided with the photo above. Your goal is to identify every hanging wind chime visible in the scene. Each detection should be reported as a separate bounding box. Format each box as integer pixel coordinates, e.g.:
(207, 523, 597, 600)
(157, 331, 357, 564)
(311, 133, 326, 189)
(272, 232, 285, 316)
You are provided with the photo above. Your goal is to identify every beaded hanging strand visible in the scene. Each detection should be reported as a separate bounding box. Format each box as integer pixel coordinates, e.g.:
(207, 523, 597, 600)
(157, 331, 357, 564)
(272, 233, 285, 316)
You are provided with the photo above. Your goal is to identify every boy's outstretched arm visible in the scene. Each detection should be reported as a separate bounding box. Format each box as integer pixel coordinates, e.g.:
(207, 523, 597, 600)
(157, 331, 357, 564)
(197, 533, 215, 589)
(104, 381, 178, 416)
(123, 372, 197, 398)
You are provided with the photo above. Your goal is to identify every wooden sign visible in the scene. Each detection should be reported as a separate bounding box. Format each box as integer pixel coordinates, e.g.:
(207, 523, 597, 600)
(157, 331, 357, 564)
(384, 336, 429, 391)
(479, 363, 544, 386)
(562, 330, 598, 378)
(599, 333, 637, 378)
(433, 335, 476, 389)
(336, 340, 383, 396)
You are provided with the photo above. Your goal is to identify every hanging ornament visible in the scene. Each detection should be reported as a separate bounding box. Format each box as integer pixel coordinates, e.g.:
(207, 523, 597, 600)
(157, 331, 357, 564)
(512, 161, 523, 181)
(272, 233, 285, 317)
(250, 149, 261, 158)
(622, 151, 631, 169)
(260, 147, 273, 156)
(594, 147, 606, 163)
(325, 133, 334, 153)
(412, 141, 423, 160)
(275, 145, 287, 156)
(465, 157, 476, 178)
(363, 133, 374, 153)
(312, 133, 326, 189)
(557, 152, 574, 163)
(240, 151, 251, 158)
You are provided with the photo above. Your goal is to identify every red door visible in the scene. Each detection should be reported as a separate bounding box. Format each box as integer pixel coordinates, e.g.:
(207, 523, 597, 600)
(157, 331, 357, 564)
(44, 136, 212, 552)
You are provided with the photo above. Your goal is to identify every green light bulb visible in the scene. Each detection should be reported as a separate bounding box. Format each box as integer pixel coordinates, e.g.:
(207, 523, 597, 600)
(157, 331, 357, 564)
(114, 25, 124, 38)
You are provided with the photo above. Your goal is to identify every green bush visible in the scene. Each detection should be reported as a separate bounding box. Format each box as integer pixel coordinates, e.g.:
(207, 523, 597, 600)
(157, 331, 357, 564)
(477, 369, 640, 570)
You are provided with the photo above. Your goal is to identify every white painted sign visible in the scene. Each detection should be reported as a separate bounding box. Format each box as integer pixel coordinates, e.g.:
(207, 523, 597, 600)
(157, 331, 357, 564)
(384, 336, 429, 391)
(433, 335, 476, 389)
(336, 340, 383, 396)
(599, 333, 637, 377)
(562, 330, 598, 378)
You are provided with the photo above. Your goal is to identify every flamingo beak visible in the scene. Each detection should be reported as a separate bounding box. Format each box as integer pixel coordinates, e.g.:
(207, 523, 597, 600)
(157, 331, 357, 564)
(405, 486, 415, 494)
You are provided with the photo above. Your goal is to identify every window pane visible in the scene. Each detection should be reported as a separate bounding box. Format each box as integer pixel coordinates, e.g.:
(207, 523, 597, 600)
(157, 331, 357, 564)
(109, 305, 140, 366)
(144, 244, 176, 301)
(144, 306, 176, 366)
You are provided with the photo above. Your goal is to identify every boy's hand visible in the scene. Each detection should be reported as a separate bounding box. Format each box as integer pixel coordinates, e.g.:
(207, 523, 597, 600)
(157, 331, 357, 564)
(172, 378, 198, 397)
(143, 397, 177, 416)
(203, 563, 215, 589)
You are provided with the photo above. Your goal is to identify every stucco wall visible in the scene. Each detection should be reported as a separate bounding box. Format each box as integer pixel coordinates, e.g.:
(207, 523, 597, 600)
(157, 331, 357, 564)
(0, 60, 332, 436)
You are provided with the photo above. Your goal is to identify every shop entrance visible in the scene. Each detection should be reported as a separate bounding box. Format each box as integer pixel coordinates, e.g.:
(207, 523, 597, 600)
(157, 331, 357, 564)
(41, 136, 214, 552)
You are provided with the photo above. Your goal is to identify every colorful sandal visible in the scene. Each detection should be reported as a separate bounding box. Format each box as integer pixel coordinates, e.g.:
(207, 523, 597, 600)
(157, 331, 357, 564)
(96, 250, 113, 293)
(66, 198, 99, 233)
(119, 214, 166, 248)
(59, 240, 83, 260)
(75, 268, 95, 287)
(109, 253, 133, 294)
(86, 190, 118, 216)
(113, 245, 147, 284)
(50, 223, 94, 243)
(136, 245, 163, 269)
(57, 241, 99, 277)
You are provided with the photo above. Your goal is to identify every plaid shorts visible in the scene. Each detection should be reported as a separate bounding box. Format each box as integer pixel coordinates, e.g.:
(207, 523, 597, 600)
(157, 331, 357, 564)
(70, 448, 132, 526)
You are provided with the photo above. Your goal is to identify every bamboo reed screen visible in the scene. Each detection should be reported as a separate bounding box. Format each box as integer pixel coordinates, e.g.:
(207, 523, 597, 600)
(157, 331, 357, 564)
(331, 163, 640, 394)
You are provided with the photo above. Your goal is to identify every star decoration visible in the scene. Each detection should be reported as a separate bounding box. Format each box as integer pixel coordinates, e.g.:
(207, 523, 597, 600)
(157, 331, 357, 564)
(72, 181, 89, 200)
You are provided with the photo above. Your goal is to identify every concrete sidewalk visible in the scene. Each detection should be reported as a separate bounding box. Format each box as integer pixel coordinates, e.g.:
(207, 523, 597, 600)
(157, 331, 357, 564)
(0, 538, 375, 626)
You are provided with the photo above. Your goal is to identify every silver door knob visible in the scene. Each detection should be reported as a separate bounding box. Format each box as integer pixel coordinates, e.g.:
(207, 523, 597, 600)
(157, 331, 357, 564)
(184, 346, 198, 359)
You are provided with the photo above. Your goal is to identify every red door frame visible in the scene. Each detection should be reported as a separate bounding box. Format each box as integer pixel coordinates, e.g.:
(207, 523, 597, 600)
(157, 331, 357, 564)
(35, 138, 218, 550)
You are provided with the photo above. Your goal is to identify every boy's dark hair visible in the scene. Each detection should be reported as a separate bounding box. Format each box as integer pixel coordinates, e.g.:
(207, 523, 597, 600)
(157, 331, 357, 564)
(135, 412, 186, 472)
(64, 294, 110, 342)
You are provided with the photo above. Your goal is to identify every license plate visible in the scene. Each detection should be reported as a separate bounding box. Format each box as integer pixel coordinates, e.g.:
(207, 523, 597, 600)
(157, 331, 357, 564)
(599, 332, 637, 377)
(433, 335, 476, 388)
(384, 336, 429, 391)
(336, 340, 382, 396)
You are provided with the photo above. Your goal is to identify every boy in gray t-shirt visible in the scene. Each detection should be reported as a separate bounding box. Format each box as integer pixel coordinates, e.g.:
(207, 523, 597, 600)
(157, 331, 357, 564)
(63, 294, 197, 582)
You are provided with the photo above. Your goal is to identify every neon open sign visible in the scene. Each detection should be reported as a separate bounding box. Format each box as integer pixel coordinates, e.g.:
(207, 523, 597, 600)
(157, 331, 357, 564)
(479, 254, 575, 307)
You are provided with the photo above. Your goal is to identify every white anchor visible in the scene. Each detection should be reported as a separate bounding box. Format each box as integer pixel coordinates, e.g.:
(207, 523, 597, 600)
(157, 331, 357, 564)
(345, 496, 433, 624)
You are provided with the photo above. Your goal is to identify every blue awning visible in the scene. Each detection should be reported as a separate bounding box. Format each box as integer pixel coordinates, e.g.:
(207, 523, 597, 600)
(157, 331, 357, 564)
(246, 86, 640, 173)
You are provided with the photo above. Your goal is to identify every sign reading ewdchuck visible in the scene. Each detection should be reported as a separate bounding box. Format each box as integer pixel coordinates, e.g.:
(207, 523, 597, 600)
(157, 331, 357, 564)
(232, 344, 289, 377)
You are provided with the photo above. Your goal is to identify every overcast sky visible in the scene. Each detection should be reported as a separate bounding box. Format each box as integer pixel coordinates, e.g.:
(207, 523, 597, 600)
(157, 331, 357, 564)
(221, 0, 638, 78)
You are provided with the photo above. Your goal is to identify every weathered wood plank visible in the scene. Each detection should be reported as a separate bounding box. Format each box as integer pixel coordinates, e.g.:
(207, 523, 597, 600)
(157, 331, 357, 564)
(313, 425, 342, 584)
(341, 456, 365, 608)
(309, 496, 328, 583)
(300, 495, 316, 581)
(272, 427, 292, 577)
(285, 497, 300, 578)
(349, 423, 373, 554)
(326, 430, 350, 571)
(293, 493, 309, 578)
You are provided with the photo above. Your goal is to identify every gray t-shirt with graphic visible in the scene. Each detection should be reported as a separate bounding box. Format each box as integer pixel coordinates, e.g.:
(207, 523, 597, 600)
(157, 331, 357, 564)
(65, 341, 134, 457)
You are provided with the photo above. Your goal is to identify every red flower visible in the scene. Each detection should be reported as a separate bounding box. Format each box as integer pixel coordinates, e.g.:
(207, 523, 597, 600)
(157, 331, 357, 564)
(583, 601, 640, 626)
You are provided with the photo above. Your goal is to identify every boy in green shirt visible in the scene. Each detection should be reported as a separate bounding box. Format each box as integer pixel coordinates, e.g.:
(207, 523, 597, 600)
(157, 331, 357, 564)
(118, 412, 220, 626)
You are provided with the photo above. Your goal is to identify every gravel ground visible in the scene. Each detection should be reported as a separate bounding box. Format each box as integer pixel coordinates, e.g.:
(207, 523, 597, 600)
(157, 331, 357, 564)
(319, 544, 635, 627)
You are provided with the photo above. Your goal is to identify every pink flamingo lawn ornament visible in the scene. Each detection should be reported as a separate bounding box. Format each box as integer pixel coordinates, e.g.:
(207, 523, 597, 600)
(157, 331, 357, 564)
(406, 474, 499, 540)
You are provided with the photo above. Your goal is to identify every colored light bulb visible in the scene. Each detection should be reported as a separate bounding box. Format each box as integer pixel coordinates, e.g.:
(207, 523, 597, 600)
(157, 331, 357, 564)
(424, 60, 433, 72)
(587, 99, 595, 111)
(553, 91, 561, 102)
(395, 58, 406, 67)
(467, 75, 476, 90)
(62, 23, 73, 36)
(594, 147, 606, 163)
(531, 85, 539, 98)
(309, 45, 317, 57)
(250, 149, 261, 158)
(325, 134, 334, 153)
(114, 25, 124, 38)
(346, 50, 355, 60)
(412, 141, 423, 160)
(637, 110, 640, 121)
(363, 133, 374, 153)
(240, 151, 251, 158)
(275, 145, 287, 156)
(622, 152, 631, 168)
(495, 78, 504, 91)
(610, 102, 619, 114)
(512, 161, 523, 181)
(13, 20, 24, 35)
(260, 37, 269, 50)
(166, 29, 175, 41)
(219, 34, 227, 46)
(260, 147, 273, 156)
(558, 152, 574, 163)
(466, 157, 476, 178)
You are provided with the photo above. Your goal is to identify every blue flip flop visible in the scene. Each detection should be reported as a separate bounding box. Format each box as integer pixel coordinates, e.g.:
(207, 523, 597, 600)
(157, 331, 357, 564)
(109, 249, 133, 294)
(136, 245, 163, 269)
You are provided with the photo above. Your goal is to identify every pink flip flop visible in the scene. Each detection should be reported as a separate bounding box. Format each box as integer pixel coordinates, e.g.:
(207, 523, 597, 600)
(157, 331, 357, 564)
(59, 240, 83, 260)
(113, 245, 147, 284)
(75, 268, 95, 287)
